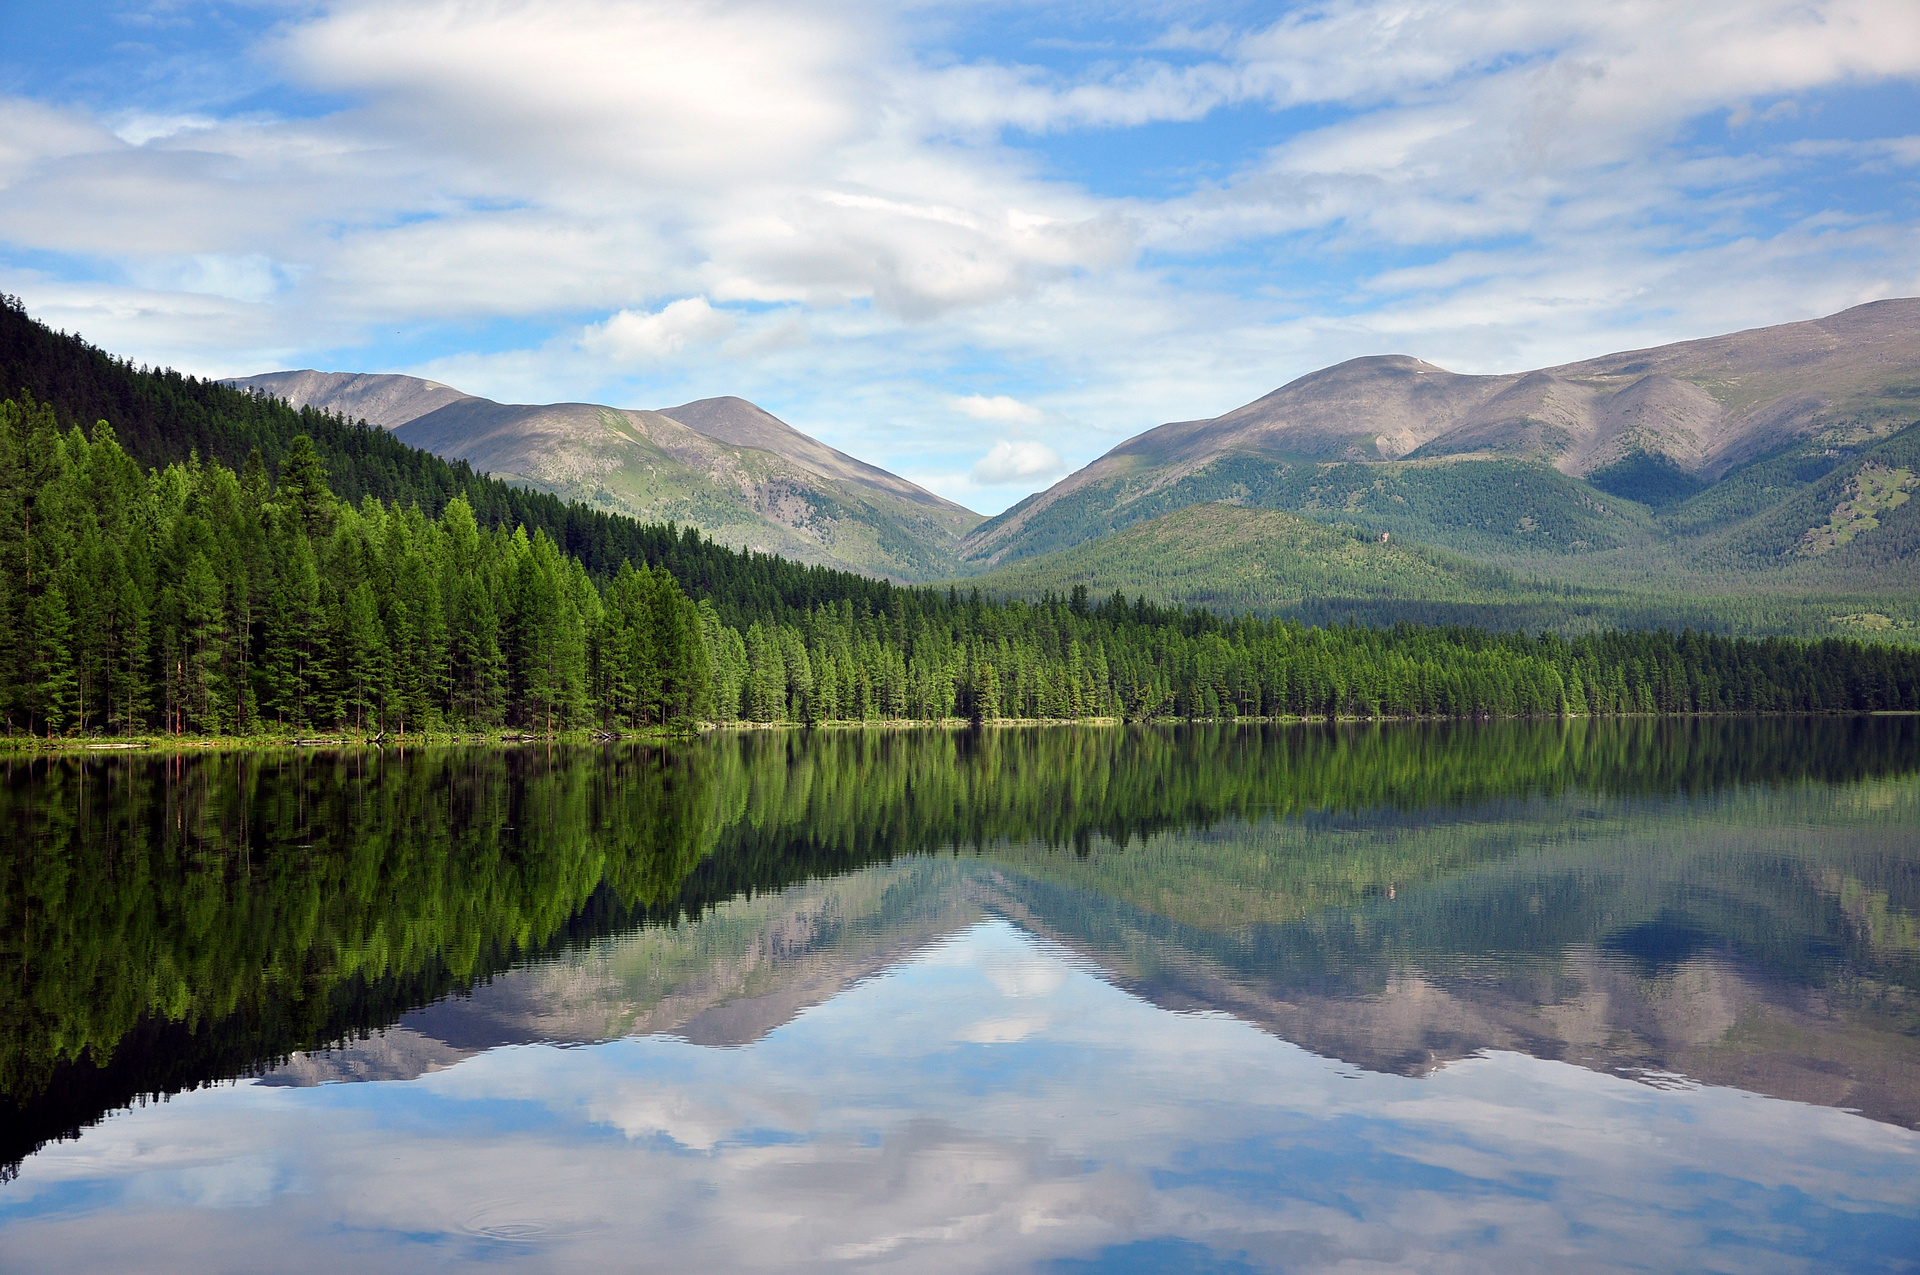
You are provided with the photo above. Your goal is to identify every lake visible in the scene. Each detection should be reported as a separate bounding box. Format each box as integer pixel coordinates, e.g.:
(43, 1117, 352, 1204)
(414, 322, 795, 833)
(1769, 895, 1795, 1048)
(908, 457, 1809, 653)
(3, 719, 1918, 1272)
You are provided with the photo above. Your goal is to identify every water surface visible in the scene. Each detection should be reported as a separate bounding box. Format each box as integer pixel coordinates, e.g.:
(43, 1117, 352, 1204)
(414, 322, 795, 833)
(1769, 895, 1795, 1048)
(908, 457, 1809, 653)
(4, 720, 1918, 1271)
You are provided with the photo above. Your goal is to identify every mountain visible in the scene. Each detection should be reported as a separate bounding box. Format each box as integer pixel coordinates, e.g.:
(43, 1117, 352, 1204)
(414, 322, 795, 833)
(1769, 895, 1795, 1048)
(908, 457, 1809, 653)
(228, 372, 981, 581)
(267, 859, 975, 1082)
(960, 300, 1920, 591)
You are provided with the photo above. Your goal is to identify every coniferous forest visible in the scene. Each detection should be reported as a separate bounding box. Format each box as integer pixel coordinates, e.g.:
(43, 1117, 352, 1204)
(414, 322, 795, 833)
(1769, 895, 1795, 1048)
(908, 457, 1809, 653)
(4, 294, 1920, 741)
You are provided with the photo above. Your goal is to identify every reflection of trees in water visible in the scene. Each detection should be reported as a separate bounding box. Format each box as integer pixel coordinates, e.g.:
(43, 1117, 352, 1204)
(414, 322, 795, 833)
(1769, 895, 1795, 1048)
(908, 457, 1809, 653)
(3, 716, 1917, 1171)
(0, 744, 721, 1170)
(699, 715, 1920, 870)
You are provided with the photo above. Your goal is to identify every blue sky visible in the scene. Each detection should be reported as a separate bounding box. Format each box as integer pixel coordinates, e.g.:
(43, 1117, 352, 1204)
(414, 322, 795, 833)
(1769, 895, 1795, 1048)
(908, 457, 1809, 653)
(3, 1, 1918, 513)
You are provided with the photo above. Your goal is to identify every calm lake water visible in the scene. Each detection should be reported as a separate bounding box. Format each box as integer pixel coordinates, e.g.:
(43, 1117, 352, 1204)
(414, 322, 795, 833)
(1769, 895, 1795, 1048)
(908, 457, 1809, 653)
(3, 719, 1918, 1272)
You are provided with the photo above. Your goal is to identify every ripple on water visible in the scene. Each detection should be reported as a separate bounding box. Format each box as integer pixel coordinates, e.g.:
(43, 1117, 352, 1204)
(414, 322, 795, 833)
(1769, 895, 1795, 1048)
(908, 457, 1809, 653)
(463, 1201, 564, 1245)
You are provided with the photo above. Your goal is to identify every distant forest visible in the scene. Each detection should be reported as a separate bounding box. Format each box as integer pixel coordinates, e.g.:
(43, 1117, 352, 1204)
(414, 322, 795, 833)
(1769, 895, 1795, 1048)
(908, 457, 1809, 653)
(4, 294, 1919, 739)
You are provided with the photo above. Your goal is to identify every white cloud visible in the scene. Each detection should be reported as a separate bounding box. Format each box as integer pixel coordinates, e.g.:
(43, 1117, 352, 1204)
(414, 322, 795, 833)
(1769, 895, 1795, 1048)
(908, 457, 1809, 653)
(581, 298, 735, 363)
(952, 394, 1044, 424)
(971, 439, 1067, 485)
(111, 112, 219, 147)
(0, 98, 117, 180)
(271, 0, 871, 187)
(2, 0, 1919, 511)
(124, 253, 290, 305)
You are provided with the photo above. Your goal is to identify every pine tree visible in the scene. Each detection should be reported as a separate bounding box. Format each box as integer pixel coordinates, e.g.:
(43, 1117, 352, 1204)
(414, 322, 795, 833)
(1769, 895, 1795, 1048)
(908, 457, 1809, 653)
(263, 530, 321, 730)
(23, 582, 77, 736)
(180, 552, 228, 733)
(343, 581, 387, 732)
(276, 435, 336, 541)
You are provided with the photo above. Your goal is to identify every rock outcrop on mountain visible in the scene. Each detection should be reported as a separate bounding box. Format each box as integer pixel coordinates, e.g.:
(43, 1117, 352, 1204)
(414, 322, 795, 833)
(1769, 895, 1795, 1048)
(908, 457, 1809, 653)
(228, 373, 981, 581)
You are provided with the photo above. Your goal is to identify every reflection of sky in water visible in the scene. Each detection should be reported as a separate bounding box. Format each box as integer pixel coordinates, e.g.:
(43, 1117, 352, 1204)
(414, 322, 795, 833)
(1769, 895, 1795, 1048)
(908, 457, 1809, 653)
(4, 920, 1917, 1273)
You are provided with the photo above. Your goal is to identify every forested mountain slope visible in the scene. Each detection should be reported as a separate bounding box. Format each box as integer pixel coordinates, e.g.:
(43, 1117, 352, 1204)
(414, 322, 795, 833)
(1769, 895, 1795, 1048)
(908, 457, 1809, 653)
(231, 371, 981, 581)
(968, 504, 1513, 611)
(964, 502, 1920, 639)
(961, 300, 1920, 589)
(0, 296, 909, 628)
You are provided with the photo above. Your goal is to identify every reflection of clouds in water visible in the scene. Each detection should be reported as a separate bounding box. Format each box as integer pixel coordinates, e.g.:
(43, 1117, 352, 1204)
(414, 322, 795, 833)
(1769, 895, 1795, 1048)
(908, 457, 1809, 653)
(978, 950, 1070, 1000)
(4, 920, 1918, 1273)
(590, 1089, 741, 1151)
(956, 1015, 1050, 1044)
(120, 1155, 289, 1212)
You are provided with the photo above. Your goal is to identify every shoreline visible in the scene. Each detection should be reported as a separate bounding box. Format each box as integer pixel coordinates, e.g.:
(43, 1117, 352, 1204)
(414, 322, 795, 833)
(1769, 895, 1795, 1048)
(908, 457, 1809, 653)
(5, 709, 1915, 756)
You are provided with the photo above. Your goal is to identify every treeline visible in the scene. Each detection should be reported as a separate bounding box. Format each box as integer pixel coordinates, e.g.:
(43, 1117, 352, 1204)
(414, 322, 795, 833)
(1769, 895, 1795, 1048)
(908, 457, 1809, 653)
(704, 587, 1920, 725)
(1, 398, 709, 737)
(8, 402, 1920, 740)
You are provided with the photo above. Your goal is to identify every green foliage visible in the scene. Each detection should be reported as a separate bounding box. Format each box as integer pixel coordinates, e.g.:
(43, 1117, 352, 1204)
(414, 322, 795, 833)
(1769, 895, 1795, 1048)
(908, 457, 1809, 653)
(1660, 418, 1920, 542)
(8, 300, 1920, 740)
(1682, 420, 1920, 576)
(691, 575, 1920, 724)
(968, 503, 1526, 611)
(0, 404, 703, 737)
(8, 400, 1914, 738)
(0, 296, 909, 629)
(594, 561, 711, 729)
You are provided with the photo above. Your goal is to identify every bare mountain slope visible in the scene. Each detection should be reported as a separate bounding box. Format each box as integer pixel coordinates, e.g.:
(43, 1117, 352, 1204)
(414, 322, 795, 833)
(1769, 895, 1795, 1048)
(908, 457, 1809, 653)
(230, 370, 473, 431)
(226, 372, 981, 580)
(963, 299, 1920, 577)
(658, 395, 959, 513)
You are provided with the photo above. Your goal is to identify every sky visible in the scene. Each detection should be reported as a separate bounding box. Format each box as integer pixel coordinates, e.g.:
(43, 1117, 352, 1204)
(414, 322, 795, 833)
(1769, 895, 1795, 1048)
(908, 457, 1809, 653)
(2, 1, 1919, 514)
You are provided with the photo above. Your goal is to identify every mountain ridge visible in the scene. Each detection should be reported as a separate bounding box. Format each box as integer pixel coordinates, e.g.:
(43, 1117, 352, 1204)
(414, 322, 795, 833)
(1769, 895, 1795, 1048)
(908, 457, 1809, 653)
(229, 371, 982, 581)
(960, 299, 1920, 584)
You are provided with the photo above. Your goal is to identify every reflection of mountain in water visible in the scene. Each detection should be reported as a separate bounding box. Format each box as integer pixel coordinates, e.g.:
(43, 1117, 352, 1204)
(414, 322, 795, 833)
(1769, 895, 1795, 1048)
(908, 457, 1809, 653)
(266, 859, 984, 1083)
(268, 779, 1920, 1133)
(981, 782, 1920, 1128)
(5, 718, 1918, 1173)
